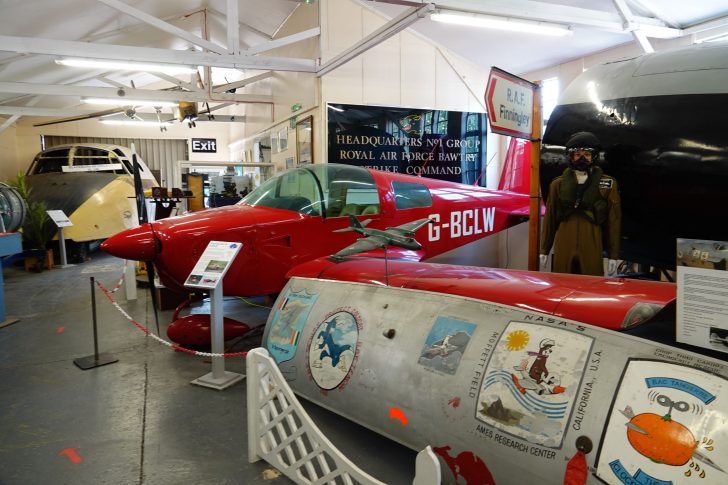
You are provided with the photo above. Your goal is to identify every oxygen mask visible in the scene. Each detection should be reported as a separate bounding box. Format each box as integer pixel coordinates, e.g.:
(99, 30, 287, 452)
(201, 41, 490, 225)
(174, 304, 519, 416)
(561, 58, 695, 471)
(567, 148, 595, 172)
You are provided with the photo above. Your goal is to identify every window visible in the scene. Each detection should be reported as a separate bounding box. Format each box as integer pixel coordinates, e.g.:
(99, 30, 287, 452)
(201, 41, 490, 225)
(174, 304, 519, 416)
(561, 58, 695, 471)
(541, 77, 560, 123)
(392, 181, 432, 210)
(73, 147, 126, 174)
(241, 168, 322, 215)
(27, 148, 71, 174)
(434, 111, 449, 135)
(309, 164, 379, 218)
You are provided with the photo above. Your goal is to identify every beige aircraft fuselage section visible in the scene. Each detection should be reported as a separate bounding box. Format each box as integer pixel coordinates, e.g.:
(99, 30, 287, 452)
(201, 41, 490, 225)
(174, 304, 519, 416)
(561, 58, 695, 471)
(61, 177, 137, 242)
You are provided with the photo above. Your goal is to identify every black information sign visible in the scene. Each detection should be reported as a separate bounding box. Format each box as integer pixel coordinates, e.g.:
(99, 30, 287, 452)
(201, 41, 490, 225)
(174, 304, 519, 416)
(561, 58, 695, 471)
(191, 138, 217, 153)
(328, 103, 487, 185)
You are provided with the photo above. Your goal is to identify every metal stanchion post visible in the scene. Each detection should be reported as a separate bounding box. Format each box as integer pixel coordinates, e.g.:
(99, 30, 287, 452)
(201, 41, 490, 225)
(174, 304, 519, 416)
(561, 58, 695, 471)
(74, 277, 119, 370)
(56, 226, 74, 268)
(191, 284, 244, 390)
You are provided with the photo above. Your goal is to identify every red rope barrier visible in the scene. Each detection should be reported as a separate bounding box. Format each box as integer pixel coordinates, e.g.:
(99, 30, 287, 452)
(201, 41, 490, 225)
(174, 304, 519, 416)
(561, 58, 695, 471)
(95, 280, 248, 358)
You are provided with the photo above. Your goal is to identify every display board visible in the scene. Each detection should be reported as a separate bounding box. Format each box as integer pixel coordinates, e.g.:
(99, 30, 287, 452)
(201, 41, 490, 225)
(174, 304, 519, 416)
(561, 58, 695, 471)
(676, 238, 728, 354)
(328, 103, 487, 185)
(46, 210, 73, 227)
(184, 241, 242, 289)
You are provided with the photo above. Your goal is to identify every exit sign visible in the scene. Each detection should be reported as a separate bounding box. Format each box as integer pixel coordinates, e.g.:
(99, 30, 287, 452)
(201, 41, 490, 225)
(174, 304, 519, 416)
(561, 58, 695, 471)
(191, 138, 217, 153)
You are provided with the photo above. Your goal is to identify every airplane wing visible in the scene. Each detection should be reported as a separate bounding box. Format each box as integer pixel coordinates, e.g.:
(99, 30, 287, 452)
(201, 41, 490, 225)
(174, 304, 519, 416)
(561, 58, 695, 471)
(332, 236, 388, 260)
(385, 218, 432, 237)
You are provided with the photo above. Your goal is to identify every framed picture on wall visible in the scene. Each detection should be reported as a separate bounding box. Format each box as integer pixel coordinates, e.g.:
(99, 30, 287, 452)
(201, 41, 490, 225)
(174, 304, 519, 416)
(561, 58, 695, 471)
(278, 126, 288, 152)
(296, 116, 313, 165)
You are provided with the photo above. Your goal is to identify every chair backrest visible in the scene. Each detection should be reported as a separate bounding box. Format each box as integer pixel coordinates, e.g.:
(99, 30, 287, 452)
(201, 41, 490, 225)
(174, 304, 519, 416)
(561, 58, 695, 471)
(360, 204, 379, 215)
(340, 204, 361, 216)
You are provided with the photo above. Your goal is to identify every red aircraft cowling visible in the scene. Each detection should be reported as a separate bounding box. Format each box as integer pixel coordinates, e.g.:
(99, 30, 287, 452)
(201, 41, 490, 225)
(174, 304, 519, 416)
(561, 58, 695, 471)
(101, 163, 532, 298)
(287, 257, 676, 331)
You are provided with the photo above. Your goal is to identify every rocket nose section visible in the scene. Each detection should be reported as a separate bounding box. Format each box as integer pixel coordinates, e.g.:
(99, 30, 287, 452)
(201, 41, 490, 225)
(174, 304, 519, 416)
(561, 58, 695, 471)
(101, 223, 157, 261)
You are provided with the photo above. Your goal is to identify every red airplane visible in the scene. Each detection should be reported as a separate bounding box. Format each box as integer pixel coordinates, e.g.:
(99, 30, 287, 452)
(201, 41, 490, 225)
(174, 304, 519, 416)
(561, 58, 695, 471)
(102, 149, 674, 345)
(102, 160, 532, 297)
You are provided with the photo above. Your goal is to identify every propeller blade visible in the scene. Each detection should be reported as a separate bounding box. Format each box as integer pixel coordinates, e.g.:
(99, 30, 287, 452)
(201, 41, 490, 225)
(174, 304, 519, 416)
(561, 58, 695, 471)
(146, 260, 161, 336)
(131, 145, 148, 225)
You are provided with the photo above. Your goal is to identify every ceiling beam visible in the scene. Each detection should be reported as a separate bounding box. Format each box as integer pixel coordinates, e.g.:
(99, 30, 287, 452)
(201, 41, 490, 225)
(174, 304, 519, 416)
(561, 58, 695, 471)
(613, 0, 654, 53)
(227, 0, 240, 55)
(96, 0, 227, 55)
(627, 0, 680, 28)
(245, 28, 321, 56)
(213, 71, 274, 93)
(208, 7, 272, 41)
(428, 0, 679, 34)
(318, 3, 435, 77)
(0, 82, 272, 104)
(0, 35, 317, 72)
(684, 14, 728, 34)
(0, 106, 102, 117)
(0, 96, 40, 134)
(81, 8, 207, 43)
(96, 76, 128, 88)
(149, 72, 200, 91)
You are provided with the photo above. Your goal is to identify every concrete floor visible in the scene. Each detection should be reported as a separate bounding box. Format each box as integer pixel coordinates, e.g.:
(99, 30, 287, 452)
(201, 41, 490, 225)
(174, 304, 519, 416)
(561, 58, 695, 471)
(0, 253, 415, 484)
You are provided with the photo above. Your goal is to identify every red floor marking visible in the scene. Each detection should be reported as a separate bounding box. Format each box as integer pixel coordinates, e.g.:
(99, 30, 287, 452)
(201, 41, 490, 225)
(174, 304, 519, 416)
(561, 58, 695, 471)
(388, 407, 408, 426)
(58, 448, 83, 464)
(56, 327, 65, 334)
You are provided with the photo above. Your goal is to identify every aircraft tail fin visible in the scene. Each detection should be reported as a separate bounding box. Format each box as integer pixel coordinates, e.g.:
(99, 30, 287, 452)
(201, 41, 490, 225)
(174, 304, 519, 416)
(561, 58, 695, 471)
(497, 138, 531, 196)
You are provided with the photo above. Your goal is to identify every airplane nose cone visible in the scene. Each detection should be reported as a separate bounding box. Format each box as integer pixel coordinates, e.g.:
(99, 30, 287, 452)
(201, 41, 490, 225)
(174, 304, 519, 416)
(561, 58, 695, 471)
(101, 223, 158, 261)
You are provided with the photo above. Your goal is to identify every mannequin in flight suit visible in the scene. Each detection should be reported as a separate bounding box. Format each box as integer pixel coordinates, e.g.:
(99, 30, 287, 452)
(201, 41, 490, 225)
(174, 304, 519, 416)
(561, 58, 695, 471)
(540, 132, 621, 276)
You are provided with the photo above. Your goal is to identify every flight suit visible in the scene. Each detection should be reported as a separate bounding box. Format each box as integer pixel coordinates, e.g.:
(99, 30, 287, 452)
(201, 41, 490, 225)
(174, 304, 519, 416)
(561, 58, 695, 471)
(541, 166, 621, 276)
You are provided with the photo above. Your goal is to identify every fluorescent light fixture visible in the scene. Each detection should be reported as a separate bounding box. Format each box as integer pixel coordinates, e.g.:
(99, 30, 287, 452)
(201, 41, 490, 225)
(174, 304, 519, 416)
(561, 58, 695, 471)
(431, 11, 572, 37)
(83, 97, 178, 107)
(56, 58, 197, 74)
(99, 119, 172, 126)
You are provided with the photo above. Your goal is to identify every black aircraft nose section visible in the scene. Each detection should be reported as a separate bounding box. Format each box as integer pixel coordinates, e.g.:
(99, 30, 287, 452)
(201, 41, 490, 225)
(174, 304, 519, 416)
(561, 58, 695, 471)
(25, 172, 123, 242)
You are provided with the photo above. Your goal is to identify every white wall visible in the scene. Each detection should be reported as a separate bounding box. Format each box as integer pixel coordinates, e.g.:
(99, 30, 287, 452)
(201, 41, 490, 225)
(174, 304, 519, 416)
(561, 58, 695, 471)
(0, 123, 20, 180)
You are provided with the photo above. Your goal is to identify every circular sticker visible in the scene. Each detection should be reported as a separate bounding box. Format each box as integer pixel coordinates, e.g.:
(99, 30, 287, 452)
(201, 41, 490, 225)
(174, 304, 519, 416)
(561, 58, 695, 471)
(308, 311, 359, 390)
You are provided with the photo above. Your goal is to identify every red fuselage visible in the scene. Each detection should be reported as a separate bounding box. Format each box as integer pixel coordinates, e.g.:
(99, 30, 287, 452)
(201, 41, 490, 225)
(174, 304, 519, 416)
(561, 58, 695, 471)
(102, 165, 530, 296)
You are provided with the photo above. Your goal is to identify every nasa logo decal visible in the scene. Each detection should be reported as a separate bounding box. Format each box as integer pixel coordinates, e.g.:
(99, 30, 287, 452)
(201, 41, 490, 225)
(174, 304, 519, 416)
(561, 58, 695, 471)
(306, 308, 362, 392)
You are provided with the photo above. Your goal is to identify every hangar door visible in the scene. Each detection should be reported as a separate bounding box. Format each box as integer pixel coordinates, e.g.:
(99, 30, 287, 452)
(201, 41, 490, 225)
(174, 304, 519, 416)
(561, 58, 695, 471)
(42, 136, 188, 187)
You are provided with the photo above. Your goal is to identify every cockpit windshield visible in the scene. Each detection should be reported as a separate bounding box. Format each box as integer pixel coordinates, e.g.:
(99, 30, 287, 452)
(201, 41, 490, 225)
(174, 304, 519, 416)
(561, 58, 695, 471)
(240, 164, 380, 217)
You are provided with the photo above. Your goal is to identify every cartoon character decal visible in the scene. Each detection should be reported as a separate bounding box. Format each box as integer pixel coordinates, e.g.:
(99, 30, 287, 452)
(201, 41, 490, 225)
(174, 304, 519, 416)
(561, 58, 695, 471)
(266, 289, 319, 364)
(596, 360, 728, 485)
(306, 309, 360, 391)
(418, 316, 477, 375)
(476, 321, 593, 448)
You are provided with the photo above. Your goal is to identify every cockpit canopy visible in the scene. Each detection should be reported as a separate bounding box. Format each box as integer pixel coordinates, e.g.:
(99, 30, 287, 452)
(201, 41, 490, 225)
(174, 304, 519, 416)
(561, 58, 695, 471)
(241, 164, 381, 217)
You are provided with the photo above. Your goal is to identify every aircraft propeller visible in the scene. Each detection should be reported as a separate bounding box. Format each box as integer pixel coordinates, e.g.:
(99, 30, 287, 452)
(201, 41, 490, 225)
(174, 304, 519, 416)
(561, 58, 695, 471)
(131, 146, 161, 336)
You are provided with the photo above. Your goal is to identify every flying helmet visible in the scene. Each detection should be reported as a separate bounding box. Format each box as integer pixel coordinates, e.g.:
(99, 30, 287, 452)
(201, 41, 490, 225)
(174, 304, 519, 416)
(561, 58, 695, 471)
(565, 131, 601, 170)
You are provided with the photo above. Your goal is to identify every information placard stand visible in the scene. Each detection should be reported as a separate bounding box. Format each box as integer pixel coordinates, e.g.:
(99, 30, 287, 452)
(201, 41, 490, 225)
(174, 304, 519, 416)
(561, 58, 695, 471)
(185, 241, 244, 390)
(46, 210, 74, 268)
(191, 283, 245, 390)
